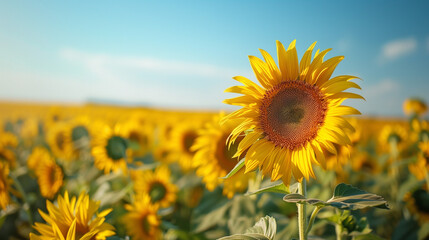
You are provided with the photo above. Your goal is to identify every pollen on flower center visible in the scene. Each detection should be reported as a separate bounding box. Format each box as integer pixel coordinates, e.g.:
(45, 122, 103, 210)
(259, 80, 327, 149)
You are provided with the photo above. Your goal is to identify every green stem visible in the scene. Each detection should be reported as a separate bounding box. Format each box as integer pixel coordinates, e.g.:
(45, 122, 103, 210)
(10, 173, 33, 225)
(335, 223, 342, 240)
(305, 205, 322, 236)
(298, 178, 307, 240)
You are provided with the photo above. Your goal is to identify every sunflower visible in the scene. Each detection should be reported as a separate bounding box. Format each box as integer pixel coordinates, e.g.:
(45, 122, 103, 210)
(0, 131, 18, 168)
(69, 116, 92, 152)
(123, 194, 161, 240)
(223, 40, 362, 185)
(47, 122, 75, 161)
(403, 98, 427, 117)
(409, 142, 429, 180)
(91, 122, 131, 174)
(404, 186, 429, 224)
(30, 191, 115, 240)
(35, 156, 64, 199)
(130, 165, 177, 208)
(169, 121, 202, 172)
(192, 114, 253, 198)
(27, 147, 51, 171)
(116, 120, 153, 158)
(20, 117, 40, 142)
(378, 124, 408, 153)
(411, 119, 429, 143)
(0, 161, 12, 210)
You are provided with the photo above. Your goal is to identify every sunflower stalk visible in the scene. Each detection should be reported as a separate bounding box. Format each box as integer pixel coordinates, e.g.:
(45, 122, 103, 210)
(305, 205, 322, 236)
(297, 178, 307, 240)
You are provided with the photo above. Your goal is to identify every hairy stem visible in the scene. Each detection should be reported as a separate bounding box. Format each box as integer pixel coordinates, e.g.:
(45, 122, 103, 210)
(306, 205, 322, 235)
(298, 178, 307, 240)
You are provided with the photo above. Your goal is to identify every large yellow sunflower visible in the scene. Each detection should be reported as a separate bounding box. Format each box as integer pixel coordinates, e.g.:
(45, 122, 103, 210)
(35, 156, 64, 199)
(30, 191, 115, 240)
(223, 40, 362, 185)
(192, 114, 253, 198)
(130, 165, 177, 208)
(123, 194, 161, 240)
(91, 122, 131, 174)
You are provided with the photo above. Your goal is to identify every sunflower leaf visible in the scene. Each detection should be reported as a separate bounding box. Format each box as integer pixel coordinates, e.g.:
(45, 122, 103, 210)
(327, 183, 389, 210)
(221, 159, 245, 179)
(282, 194, 326, 206)
(246, 182, 298, 196)
(219, 216, 276, 240)
(283, 184, 389, 210)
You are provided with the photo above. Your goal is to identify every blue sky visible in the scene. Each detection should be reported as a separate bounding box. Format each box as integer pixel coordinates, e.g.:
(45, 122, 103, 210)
(1, 1, 429, 116)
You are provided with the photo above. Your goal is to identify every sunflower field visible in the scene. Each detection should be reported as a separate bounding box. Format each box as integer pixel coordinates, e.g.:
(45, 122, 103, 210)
(1, 41, 429, 240)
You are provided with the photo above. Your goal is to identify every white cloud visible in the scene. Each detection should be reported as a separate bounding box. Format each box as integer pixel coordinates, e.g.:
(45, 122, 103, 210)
(60, 48, 245, 81)
(379, 37, 417, 62)
(364, 78, 400, 99)
(352, 78, 403, 116)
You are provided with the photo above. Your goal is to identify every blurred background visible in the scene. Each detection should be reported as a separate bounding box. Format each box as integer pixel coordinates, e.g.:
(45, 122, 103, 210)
(1, 1, 429, 240)
(1, 1, 428, 116)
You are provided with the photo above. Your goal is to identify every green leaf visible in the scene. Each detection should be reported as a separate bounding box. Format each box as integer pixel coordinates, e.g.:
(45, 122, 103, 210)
(221, 159, 245, 179)
(328, 183, 389, 210)
(246, 182, 298, 196)
(283, 183, 389, 210)
(282, 194, 325, 206)
(219, 216, 277, 240)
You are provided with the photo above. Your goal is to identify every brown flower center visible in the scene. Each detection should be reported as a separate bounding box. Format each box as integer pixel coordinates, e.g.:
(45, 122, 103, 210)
(259, 80, 327, 149)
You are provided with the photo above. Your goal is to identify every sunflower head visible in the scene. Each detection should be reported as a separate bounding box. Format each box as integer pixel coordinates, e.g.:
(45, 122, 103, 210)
(35, 157, 64, 199)
(91, 122, 131, 174)
(403, 98, 427, 117)
(405, 187, 429, 223)
(223, 40, 362, 186)
(131, 165, 177, 208)
(192, 114, 253, 198)
(123, 194, 161, 240)
(30, 191, 115, 240)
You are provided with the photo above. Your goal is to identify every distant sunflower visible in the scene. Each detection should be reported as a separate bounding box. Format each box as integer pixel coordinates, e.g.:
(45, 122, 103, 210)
(404, 186, 429, 223)
(27, 147, 51, 171)
(91, 122, 131, 174)
(0, 131, 18, 168)
(69, 116, 92, 151)
(169, 122, 202, 171)
(30, 191, 115, 240)
(223, 40, 362, 185)
(378, 124, 408, 152)
(131, 165, 177, 208)
(411, 120, 429, 143)
(47, 122, 75, 161)
(192, 114, 253, 198)
(123, 194, 161, 240)
(409, 142, 429, 180)
(403, 98, 427, 117)
(0, 161, 12, 210)
(116, 120, 153, 157)
(35, 156, 63, 199)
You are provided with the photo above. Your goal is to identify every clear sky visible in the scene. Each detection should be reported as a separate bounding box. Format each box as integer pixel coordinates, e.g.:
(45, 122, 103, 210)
(1, 1, 429, 116)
